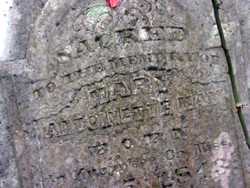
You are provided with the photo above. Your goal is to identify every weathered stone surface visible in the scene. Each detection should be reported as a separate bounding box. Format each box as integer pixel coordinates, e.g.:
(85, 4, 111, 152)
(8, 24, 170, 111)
(10, 0, 247, 187)
(1, 0, 250, 188)
(218, 1, 250, 186)
(0, 0, 46, 62)
(0, 76, 19, 188)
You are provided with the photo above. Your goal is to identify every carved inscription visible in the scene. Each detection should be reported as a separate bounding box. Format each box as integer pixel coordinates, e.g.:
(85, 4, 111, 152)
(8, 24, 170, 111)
(193, 139, 230, 157)
(33, 50, 221, 102)
(177, 89, 224, 110)
(58, 51, 218, 80)
(36, 84, 224, 140)
(21, 0, 237, 187)
(42, 113, 86, 139)
(71, 26, 185, 56)
(165, 149, 188, 161)
(88, 142, 108, 156)
(41, 100, 160, 139)
(85, 73, 157, 108)
(33, 82, 57, 99)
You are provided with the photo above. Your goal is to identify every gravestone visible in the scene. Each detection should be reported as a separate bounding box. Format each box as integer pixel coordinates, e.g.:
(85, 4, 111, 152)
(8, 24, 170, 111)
(4, 0, 249, 187)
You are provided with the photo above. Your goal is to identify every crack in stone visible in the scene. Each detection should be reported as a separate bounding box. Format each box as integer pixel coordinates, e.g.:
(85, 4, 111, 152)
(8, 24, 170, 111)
(211, 0, 250, 150)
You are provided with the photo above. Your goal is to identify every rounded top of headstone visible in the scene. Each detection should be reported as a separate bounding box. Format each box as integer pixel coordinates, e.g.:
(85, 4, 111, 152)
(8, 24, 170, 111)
(27, 0, 189, 80)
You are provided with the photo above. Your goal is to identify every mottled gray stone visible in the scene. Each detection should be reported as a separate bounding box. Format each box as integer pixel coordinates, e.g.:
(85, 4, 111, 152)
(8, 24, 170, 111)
(0, 77, 20, 188)
(0, 0, 46, 62)
(9, 0, 248, 187)
(217, 1, 250, 187)
(1, 0, 250, 188)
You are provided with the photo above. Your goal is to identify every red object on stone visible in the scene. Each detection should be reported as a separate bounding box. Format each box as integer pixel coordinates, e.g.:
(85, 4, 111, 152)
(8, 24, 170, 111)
(106, 0, 120, 8)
